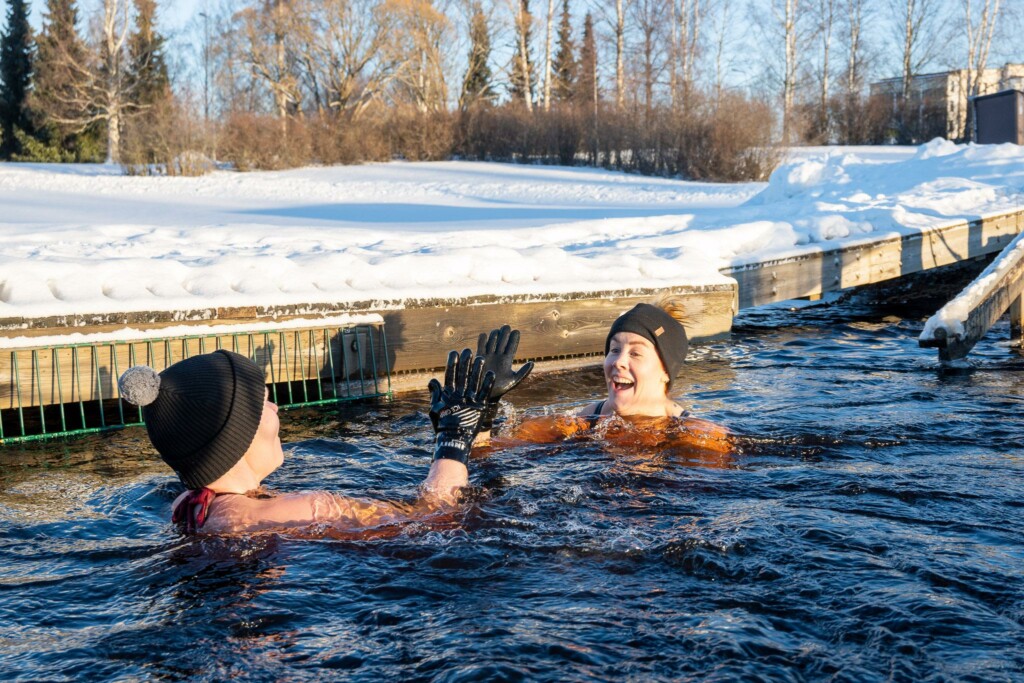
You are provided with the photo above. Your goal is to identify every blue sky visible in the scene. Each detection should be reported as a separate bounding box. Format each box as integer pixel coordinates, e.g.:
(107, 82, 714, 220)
(163, 0, 201, 32)
(19, 0, 200, 33)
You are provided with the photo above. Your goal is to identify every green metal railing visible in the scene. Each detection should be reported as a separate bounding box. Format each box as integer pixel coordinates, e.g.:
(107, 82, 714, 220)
(0, 322, 390, 444)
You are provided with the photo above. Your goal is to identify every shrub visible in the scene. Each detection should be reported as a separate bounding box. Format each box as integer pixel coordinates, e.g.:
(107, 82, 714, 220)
(217, 113, 312, 171)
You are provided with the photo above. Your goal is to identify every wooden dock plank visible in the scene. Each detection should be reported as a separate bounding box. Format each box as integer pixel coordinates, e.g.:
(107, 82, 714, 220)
(724, 210, 1024, 309)
(0, 285, 736, 409)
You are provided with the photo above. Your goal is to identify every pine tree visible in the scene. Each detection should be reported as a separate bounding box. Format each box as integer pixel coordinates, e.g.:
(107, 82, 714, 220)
(576, 11, 596, 107)
(0, 0, 34, 158)
(30, 0, 94, 160)
(509, 0, 534, 109)
(127, 0, 170, 108)
(460, 1, 495, 109)
(550, 0, 575, 104)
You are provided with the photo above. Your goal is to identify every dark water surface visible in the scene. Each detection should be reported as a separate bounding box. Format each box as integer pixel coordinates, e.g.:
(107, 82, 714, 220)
(1, 296, 1023, 682)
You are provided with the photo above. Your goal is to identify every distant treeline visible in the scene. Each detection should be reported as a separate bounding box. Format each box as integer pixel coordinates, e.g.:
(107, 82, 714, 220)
(2, 0, 985, 180)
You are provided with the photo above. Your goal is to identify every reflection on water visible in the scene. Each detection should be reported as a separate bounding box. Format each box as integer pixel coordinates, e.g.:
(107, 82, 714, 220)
(2, 294, 1024, 681)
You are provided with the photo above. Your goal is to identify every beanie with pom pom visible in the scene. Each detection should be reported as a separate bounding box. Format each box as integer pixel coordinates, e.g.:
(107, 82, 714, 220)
(118, 350, 267, 489)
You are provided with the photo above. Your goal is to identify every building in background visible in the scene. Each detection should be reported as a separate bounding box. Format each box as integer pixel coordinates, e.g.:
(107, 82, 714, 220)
(972, 90, 1024, 145)
(870, 63, 1024, 142)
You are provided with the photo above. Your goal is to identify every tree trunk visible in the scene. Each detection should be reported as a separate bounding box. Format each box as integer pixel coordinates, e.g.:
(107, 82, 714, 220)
(783, 0, 798, 143)
(543, 0, 554, 111)
(275, 0, 288, 134)
(670, 0, 680, 108)
(106, 105, 120, 164)
(845, 0, 861, 95)
(103, 0, 127, 164)
(819, 0, 834, 126)
(963, 0, 1002, 141)
(901, 0, 915, 105)
(517, 0, 534, 112)
(615, 0, 625, 109)
(683, 0, 700, 105)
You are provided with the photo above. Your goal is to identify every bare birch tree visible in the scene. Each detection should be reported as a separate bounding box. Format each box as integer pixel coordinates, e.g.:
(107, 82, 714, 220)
(676, 0, 702, 107)
(237, 0, 301, 130)
(887, 0, 943, 105)
(388, 0, 453, 113)
(510, 0, 535, 110)
(96, 0, 132, 162)
(542, 0, 554, 110)
(32, 0, 137, 162)
(286, 0, 400, 119)
(842, 0, 867, 97)
(591, 0, 630, 109)
(963, 0, 1002, 98)
(749, 0, 809, 143)
(814, 0, 836, 138)
(833, 0, 874, 142)
(614, 0, 625, 109)
(774, 0, 802, 143)
(708, 0, 732, 104)
(628, 0, 668, 117)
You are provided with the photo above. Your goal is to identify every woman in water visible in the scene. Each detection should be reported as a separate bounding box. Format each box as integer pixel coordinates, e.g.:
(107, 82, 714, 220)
(119, 345, 502, 534)
(476, 303, 732, 458)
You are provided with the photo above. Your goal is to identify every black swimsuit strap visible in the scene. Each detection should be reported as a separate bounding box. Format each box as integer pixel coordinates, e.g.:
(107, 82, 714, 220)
(587, 400, 606, 429)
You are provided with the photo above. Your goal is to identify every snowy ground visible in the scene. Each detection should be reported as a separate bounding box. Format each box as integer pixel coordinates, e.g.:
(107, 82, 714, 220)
(1, 140, 1022, 322)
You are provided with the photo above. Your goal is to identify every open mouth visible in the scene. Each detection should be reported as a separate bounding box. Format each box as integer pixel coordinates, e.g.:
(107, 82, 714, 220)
(611, 377, 635, 392)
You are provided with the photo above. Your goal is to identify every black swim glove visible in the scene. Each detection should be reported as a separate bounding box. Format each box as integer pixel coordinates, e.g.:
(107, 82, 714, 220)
(428, 348, 495, 465)
(475, 325, 534, 432)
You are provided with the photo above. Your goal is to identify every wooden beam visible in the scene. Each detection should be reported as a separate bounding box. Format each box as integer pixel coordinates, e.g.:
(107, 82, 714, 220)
(1011, 295, 1023, 346)
(0, 285, 737, 410)
(722, 209, 1024, 309)
(919, 231, 1024, 360)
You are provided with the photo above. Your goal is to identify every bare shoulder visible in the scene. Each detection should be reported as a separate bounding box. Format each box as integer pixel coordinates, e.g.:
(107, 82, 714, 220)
(577, 401, 602, 416)
(204, 491, 322, 532)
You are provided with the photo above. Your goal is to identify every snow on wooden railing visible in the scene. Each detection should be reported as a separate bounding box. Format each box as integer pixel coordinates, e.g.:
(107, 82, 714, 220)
(919, 230, 1024, 361)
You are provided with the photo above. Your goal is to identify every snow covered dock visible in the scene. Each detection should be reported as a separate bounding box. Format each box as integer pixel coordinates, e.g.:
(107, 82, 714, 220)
(2, 141, 1024, 420)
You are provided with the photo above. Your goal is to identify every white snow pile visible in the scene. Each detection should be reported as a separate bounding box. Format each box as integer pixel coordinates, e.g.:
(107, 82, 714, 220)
(1, 140, 1022, 321)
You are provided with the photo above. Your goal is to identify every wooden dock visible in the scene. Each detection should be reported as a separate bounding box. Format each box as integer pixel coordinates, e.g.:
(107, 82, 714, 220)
(2, 207, 1023, 435)
(919, 228, 1024, 360)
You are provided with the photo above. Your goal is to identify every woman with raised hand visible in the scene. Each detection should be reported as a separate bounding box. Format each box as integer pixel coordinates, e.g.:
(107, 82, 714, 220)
(119, 346, 495, 534)
(473, 302, 733, 460)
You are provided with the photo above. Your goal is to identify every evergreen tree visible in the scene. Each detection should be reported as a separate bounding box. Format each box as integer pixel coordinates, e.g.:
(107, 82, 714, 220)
(460, 1, 495, 109)
(576, 11, 596, 107)
(509, 0, 534, 109)
(30, 0, 94, 160)
(127, 0, 170, 107)
(0, 0, 34, 158)
(550, 0, 575, 104)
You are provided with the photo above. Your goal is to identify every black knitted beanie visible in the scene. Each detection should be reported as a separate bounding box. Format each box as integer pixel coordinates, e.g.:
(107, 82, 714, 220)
(605, 303, 689, 389)
(118, 350, 267, 489)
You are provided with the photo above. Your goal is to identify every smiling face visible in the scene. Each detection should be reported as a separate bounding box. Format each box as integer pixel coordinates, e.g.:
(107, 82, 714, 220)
(603, 331, 672, 416)
(241, 390, 284, 483)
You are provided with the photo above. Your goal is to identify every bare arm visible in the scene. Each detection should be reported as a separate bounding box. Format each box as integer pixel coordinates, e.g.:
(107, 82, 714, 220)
(202, 459, 468, 533)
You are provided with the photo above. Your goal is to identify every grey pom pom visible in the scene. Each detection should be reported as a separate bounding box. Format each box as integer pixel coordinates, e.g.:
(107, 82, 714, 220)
(118, 365, 161, 406)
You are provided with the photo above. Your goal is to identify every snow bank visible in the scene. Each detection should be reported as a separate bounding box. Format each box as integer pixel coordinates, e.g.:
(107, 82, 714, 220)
(1, 143, 1023, 321)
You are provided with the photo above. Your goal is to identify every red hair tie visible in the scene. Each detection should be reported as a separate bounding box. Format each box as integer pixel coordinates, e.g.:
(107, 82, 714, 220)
(171, 488, 217, 533)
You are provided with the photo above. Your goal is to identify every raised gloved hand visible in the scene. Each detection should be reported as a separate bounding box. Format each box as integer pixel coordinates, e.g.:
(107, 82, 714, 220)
(475, 325, 534, 432)
(428, 348, 495, 465)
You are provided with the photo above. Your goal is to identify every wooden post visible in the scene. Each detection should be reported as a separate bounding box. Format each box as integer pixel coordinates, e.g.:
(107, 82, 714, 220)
(919, 231, 1024, 361)
(1011, 295, 1024, 346)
